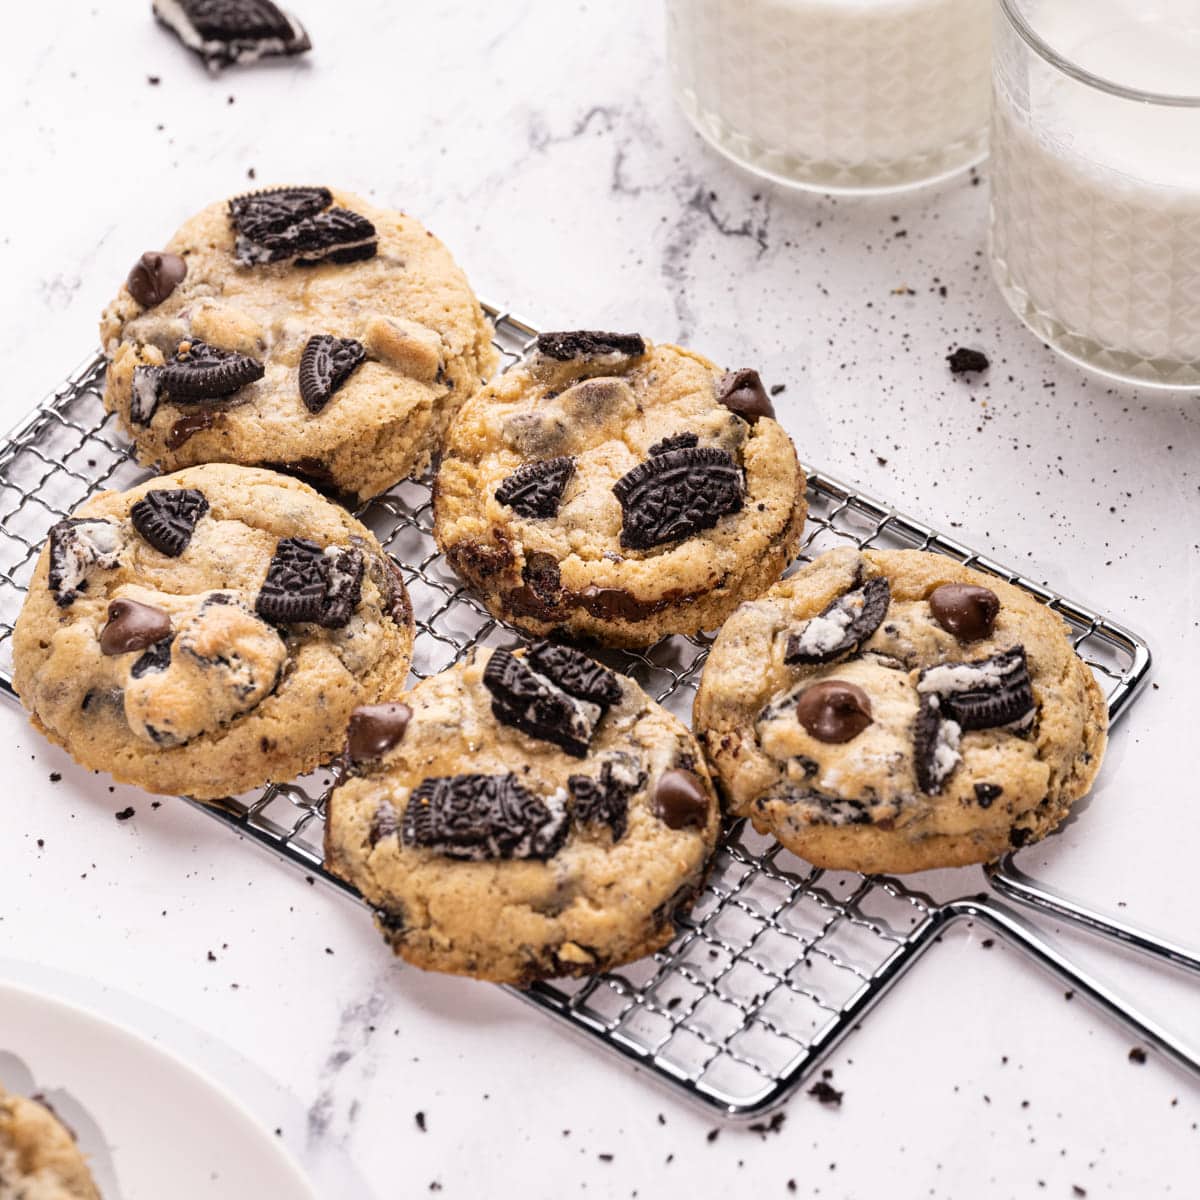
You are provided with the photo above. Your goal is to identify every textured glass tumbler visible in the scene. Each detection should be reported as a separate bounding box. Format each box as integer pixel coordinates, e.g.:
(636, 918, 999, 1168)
(665, 0, 992, 195)
(990, 0, 1200, 391)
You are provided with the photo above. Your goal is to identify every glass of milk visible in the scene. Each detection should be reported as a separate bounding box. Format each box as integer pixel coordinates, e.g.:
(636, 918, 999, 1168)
(665, 0, 992, 194)
(990, 0, 1200, 390)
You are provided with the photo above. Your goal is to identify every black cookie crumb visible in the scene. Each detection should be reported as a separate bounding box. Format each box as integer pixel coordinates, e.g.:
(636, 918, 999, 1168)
(1129, 1047, 1147, 1064)
(808, 1080, 843, 1107)
(947, 346, 990, 374)
(115, 807, 136, 821)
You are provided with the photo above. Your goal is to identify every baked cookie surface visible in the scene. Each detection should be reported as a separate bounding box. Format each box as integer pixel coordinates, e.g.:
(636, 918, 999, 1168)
(324, 642, 720, 983)
(101, 186, 497, 502)
(432, 333, 806, 647)
(12, 465, 413, 799)
(0, 1085, 99, 1200)
(693, 547, 1108, 873)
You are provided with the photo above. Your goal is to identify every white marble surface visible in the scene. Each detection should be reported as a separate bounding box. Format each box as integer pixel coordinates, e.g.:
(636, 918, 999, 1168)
(1, 2, 1198, 1197)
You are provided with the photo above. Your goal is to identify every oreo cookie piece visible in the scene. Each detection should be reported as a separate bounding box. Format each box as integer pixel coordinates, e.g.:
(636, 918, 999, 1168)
(525, 641, 623, 710)
(298, 335, 367, 414)
(494, 456, 575, 520)
(533, 330, 645, 365)
(483, 648, 610, 758)
(229, 187, 378, 266)
(130, 488, 209, 557)
(255, 537, 364, 628)
(228, 186, 331, 240)
(47, 519, 126, 607)
(918, 646, 1036, 733)
(648, 432, 699, 456)
(612, 446, 744, 551)
(785, 577, 891, 665)
(130, 634, 175, 679)
(152, 0, 312, 70)
(912, 694, 962, 795)
(569, 755, 645, 842)
(131, 341, 264, 426)
(401, 772, 569, 861)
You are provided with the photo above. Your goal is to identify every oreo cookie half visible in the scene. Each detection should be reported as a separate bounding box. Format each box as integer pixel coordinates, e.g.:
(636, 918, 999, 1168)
(152, 0, 312, 70)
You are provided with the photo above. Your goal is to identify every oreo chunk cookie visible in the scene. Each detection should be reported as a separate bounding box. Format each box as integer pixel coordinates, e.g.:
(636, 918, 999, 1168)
(228, 186, 378, 267)
(255, 536, 364, 628)
(569, 755, 645, 843)
(494, 457, 575, 520)
(785, 577, 891, 666)
(131, 340, 264, 426)
(130, 488, 209, 556)
(529, 330, 646, 385)
(47, 519, 126, 606)
(401, 772, 569, 861)
(152, 0, 312, 70)
(612, 446, 744, 551)
(298, 335, 367, 414)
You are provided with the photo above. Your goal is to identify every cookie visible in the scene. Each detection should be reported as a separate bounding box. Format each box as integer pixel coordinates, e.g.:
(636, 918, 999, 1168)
(0, 1085, 100, 1200)
(100, 186, 497, 503)
(324, 642, 720, 983)
(432, 334, 806, 647)
(12, 465, 414, 800)
(152, 0, 312, 70)
(693, 547, 1108, 874)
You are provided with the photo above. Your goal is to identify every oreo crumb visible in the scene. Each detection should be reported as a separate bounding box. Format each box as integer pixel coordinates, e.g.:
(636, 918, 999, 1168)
(769, 383, 786, 395)
(808, 1080, 843, 1107)
(49, 772, 61, 783)
(947, 346, 990, 374)
(706, 1128, 720, 1143)
(598, 1153, 613, 1162)
(787, 1183, 797, 1193)
(415, 1111, 426, 1132)
(1064, 989, 1075, 1001)
(147, 75, 160, 85)
(656, 1114, 666, 1126)
(981, 938, 995, 949)
(1073, 1188, 1087, 1198)
(1129, 1047, 1147, 1064)
(749, 1112, 787, 1135)
(115, 806, 135, 821)
(36, 838, 44, 848)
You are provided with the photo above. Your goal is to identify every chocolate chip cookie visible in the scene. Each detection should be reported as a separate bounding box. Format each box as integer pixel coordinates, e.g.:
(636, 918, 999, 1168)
(693, 547, 1108, 874)
(101, 186, 497, 502)
(12, 465, 414, 799)
(324, 642, 720, 983)
(432, 333, 806, 647)
(0, 1084, 100, 1199)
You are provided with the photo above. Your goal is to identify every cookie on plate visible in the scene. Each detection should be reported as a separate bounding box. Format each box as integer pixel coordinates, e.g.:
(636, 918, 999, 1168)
(12, 465, 414, 799)
(693, 547, 1108, 873)
(0, 1084, 100, 1200)
(324, 642, 720, 983)
(100, 186, 497, 502)
(433, 332, 806, 647)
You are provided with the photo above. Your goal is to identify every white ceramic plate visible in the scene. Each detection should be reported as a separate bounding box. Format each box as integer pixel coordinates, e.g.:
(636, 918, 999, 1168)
(0, 979, 319, 1199)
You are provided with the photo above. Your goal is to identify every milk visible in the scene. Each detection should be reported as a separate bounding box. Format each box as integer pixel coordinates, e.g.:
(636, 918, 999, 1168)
(666, 0, 992, 192)
(989, 1, 1200, 384)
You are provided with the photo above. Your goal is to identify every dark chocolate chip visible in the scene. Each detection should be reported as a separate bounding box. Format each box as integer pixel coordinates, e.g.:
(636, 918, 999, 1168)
(947, 347, 990, 374)
(347, 702, 412, 764)
(974, 782, 1003, 808)
(795, 680, 873, 743)
(648, 432, 699, 456)
(401, 773, 568, 860)
(130, 487, 209, 557)
(166, 410, 216, 449)
(652, 769, 709, 830)
(612, 446, 744, 550)
(929, 582, 1000, 642)
(298, 334, 367, 414)
(126, 251, 187, 308)
(47, 519, 125, 606)
(256, 537, 364, 628)
(785, 576, 891, 665)
(569, 757, 645, 842)
(494, 456, 575, 519)
(100, 598, 173, 656)
(153, 0, 312, 69)
(716, 368, 775, 422)
(533, 331, 645, 363)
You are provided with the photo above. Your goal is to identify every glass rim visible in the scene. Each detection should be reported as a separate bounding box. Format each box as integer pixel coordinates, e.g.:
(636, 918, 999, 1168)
(998, 0, 1200, 107)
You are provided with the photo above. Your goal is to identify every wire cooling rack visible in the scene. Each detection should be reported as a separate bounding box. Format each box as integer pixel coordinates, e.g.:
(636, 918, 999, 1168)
(1, 308, 1196, 1117)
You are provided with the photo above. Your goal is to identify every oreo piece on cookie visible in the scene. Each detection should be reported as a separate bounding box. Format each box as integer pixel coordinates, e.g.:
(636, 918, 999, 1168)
(131, 340, 264, 426)
(569, 755, 645, 843)
(228, 186, 331, 240)
(401, 772, 569, 861)
(785, 577, 891, 665)
(228, 187, 377, 267)
(529, 330, 646, 385)
(47, 519, 126, 607)
(918, 646, 1036, 732)
(130, 488, 209, 557)
(151, 0, 312, 70)
(648, 432, 699, 456)
(912, 693, 962, 795)
(130, 634, 175, 679)
(525, 641, 623, 709)
(612, 446, 744, 551)
(255, 536, 364, 628)
(298, 335, 367, 414)
(494, 457, 575, 520)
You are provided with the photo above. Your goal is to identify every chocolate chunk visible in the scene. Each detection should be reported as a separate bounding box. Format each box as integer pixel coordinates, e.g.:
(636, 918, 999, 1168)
(166, 410, 216, 449)
(974, 782, 1003, 808)
(785, 577, 891, 665)
(299, 335, 366, 413)
(648, 432, 699, 456)
(717, 368, 775, 422)
(913, 694, 961, 794)
(929, 583, 1000, 642)
(533, 331, 645, 363)
(130, 488, 209, 556)
(494, 456, 575, 519)
(47, 519, 125, 606)
(525, 641, 623, 710)
(230, 190, 377, 266)
(401, 773, 569, 860)
(947, 347, 989, 374)
(126, 251, 187, 308)
(100, 598, 173, 656)
(130, 634, 174, 678)
(132, 340, 264, 425)
(569, 756, 645, 842)
(795, 680, 873, 743)
(612, 446, 744, 550)
(482, 648, 609, 758)
(152, 0, 312, 70)
(255, 537, 364, 628)
(652, 769, 709, 830)
(347, 702, 412, 764)
(919, 646, 1036, 732)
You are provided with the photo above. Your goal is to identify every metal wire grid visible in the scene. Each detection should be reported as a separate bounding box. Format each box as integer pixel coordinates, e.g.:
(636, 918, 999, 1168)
(0, 310, 1156, 1116)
